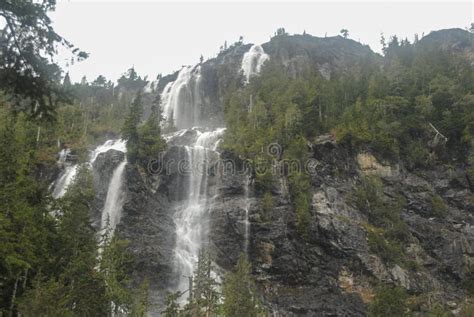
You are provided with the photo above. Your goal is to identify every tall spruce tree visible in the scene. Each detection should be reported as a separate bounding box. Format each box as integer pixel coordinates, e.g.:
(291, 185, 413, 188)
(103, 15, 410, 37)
(222, 253, 262, 317)
(122, 90, 143, 163)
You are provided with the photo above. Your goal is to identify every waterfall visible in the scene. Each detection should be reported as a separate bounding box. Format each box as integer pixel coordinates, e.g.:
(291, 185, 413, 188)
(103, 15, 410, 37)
(100, 160, 127, 235)
(52, 139, 126, 200)
(172, 128, 225, 299)
(52, 165, 78, 199)
(241, 44, 269, 81)
(90, 139, 127, 164)
(160, 65, 202, 129)
(243, 175, 251, 255)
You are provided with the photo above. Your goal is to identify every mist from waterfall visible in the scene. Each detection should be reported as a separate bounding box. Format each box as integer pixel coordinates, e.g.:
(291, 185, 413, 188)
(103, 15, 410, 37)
(160, 65, 202, 130)
(172, 128, 225, 300)
(241, 44, 269, 81)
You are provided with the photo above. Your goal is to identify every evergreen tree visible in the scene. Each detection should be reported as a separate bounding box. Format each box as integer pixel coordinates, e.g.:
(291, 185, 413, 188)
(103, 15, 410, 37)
(63, 72, 72, 87)
(222, 253, 262, 317)
(100, 224, 133, 316)
(0, 0, 87, 119)
(183, 249, 220, 316)
(137, 94, 166, 168)
(54, 166, 109, 315)
(162, 291, 181, 317)
(340, 28, 349, 38)
(131, 279, 150, 317)
(122, 91, 143, 163)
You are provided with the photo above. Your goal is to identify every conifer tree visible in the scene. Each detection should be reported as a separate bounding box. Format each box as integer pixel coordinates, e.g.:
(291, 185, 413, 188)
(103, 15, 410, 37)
(183, 249, 220, 316)
(122, 91, 143, 163)
(222, 253, 262, 317)
(137, 93, 166, 168)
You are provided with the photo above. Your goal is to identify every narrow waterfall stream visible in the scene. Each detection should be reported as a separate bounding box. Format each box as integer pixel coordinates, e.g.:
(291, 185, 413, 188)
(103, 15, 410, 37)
(100, 160, 127, 234)
(243, 175, 251, 256)
(172, 128, 225, 298)
(52, 164, 78, 199)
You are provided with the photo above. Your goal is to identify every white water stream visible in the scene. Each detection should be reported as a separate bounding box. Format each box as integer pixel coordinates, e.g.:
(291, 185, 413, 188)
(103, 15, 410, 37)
(160, 65, 202, 129)
(172, 128, 225, 296)
(241, 44, 269, 81)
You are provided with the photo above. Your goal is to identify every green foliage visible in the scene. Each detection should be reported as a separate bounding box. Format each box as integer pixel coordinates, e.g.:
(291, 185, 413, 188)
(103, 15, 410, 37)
(289, 172, 311, 238)
(181, 249, 220, 316)
(461, 272, 474, 295)
(222, 253, 263, 317)
(429, 195, 448, 217)
(100, 226, 134, 315)
(261, 191, 273, 217)
(17, 277, 74, 317)
(131, 279, 150, 317)
(137, 101, 166, 168)
(460, 300, 474, 317)
(0, 112, 57, 315)
(162, 291, 181, 317)
(356, 176, 411, 266)
(369, 285, 408, 317)
(0, 0, 87, 119)
(367, 230, 405, 265)
(427, 304, 451, 317)
(122, 91, 143, 163)
(122, 90, 166, 168)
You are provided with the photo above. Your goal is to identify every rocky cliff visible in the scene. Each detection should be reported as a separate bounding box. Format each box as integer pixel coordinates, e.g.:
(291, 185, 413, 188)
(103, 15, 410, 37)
(210, 137, 473, 315)
(82, 29, 474, 315)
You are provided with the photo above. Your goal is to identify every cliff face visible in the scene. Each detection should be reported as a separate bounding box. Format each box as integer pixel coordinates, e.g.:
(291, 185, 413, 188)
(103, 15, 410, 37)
(210, 137, 473, 315)
(87, 29, 474, 315)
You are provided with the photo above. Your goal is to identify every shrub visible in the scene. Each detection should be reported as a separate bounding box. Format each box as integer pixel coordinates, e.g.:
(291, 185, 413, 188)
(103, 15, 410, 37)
(261, 191, 273, 218)
(430, 195, 447, 217)
(367, 231, 405, 265)
(369, 285, 408, 317)
(288, 172, 311, 237)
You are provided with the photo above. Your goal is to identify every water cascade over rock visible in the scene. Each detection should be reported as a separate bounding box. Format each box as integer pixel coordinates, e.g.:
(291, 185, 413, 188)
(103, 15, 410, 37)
(160, 65, 203, 129)
(52, 166, 78, 199)
(241, 44, 269, 81)
(171, 128, 225, 298)
(52, 139, 128, 200)
(100, 159, 127, 234)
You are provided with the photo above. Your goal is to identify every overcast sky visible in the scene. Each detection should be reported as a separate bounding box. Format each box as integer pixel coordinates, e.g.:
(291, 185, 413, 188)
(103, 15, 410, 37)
(50, 1, 473, 83)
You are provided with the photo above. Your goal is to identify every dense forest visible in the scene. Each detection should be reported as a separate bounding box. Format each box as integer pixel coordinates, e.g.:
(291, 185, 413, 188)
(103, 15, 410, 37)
(1, 1, 474, 316)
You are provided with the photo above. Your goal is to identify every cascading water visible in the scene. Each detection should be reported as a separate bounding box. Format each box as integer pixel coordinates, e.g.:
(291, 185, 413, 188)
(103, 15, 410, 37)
(160, 65, 202, 129)
(100, 160, 127, 234)
(172, 128, 225, 298)
(241, 44, 269, 81)
(52, 165, 78, 199)
(243, 175, 251, 255)
(90, 139, 127, 164)
(52, 139, 127, 199)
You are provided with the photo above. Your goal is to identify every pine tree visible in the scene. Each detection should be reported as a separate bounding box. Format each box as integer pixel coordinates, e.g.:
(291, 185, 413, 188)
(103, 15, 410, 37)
(55, 166, 109, 315)
(99, 224, 133, 316)
(183, 249, 220, 316)
(137, 94, 166, 168)
(0, 0, 87, 119)
(122, 91, 143, 163)
(131, 279, 150, 317)
(222, 253, 262, 317)
(162, 291, 181, 317)
(63, 72, 72, 87)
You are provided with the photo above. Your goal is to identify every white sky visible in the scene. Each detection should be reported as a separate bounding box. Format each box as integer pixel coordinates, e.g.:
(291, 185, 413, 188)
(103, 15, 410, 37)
(50, 1, 473, 83)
